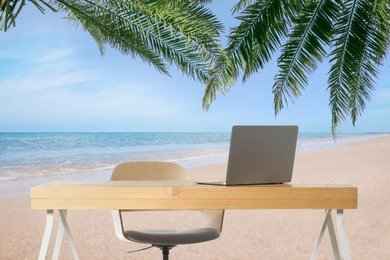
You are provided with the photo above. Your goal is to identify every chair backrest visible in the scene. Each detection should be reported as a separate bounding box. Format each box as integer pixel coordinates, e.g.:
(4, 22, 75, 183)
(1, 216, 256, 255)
(110, 161, 224, 232)
(111, 161, 191, 181)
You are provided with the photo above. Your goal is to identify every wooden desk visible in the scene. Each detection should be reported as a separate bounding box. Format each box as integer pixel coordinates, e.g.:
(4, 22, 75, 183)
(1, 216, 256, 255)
(31, 181, 357, 260)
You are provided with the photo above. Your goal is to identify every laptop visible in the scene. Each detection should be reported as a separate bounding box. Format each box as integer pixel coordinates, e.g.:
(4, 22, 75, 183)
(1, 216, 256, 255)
(197, 125, 299, 186)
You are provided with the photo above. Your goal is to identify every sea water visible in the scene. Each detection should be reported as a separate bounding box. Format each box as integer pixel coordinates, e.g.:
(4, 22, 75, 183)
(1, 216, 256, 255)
(0, 132, 384, 181)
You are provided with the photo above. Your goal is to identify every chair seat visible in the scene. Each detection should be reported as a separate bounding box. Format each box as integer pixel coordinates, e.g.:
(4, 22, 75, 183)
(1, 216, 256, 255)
(124, 228, 220, 246)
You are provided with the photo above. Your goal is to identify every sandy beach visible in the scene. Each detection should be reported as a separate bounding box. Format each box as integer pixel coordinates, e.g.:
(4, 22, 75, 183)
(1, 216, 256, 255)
(1, 135, 390, 259)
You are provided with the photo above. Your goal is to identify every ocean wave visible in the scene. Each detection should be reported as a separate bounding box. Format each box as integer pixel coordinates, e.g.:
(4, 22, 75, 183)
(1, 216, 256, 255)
(0, 162, 114, 181)
(0, 132, 386, 181)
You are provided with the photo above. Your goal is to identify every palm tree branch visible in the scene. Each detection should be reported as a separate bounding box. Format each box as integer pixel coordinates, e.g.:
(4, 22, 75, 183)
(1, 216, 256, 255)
(56, 0, 222, 82)
(143, 1, 223, 63)
(203, 0, 301, 109)
(273, 0, 337, 114)
(348, 0, 387, 124)
(241, 39, 267, 82)
(227, 0, 291, 71)
(32, 0, 57, 12)
(1, 0, 25, 31)
(203, 51, 237, 109)
(56, 0, 170, 75)
(91, 0, 221, 82)
(328, 0, 361, 134)
(231, 0, 257, 14)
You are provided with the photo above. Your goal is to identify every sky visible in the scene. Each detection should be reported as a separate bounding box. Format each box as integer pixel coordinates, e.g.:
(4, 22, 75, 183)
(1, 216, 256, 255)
(1, 2, 390, 133)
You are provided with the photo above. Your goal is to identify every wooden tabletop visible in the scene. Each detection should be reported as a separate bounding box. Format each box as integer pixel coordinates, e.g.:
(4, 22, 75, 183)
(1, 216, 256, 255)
(30, 181, 358, 210)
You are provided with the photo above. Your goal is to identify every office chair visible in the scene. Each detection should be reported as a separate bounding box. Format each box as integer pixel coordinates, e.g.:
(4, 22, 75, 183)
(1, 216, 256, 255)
(110, 161, 224, 260)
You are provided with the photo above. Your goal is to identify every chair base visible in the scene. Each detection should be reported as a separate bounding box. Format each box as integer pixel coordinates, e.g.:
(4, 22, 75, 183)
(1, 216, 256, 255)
(155, 245, 175, 260)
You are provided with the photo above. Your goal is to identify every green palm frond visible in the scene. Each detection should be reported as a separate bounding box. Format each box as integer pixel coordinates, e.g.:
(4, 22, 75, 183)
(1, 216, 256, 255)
(153, 0, 213, 5)
(202, 0, 389, 136)
(241, 38, 269, 82)
(328, 0, 360, 133)
(202, 0, 301, 109)
(228, 0, 293, 73)
(327, 0, 389, 134)
(1, 0, 57, 31)
(231, 0, 257, 13)
(2, 0, 223, 83)
(203, 51, 237, 110)
(1, 0, 26, 31)
(347, 1, 378, 125)
(53, 0, 167, 75)
(273, 0, 337, 114)
(144, 1, 223, 63)
(370, 0, 390, 63)
(31, 0, 57, 12)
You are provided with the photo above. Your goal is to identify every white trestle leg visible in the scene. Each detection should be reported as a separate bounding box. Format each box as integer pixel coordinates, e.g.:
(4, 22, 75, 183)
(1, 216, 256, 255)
(58, 210, 80, 260)
(38, 210, 54, 260)
(38, 209, 80, 260)
(52, 210, 66, 259)
(310, 209, 342, 260)
(336, 209, 352, 260)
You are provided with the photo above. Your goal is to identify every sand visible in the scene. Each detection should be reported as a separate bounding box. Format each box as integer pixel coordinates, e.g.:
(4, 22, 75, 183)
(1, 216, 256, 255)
(1, 135, 390, 259)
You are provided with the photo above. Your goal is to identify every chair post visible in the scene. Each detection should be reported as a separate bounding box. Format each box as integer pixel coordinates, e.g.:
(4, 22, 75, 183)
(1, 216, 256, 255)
(155, 245, 174, 260)
(162, 246, 170, 260)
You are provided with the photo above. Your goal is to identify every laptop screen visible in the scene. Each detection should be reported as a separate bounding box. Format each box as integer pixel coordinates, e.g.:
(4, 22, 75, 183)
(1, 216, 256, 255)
(225, 125, 298, 185)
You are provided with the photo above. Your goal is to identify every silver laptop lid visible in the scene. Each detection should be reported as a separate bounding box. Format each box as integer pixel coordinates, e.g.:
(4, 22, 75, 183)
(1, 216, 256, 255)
(225, 125, 298, 185)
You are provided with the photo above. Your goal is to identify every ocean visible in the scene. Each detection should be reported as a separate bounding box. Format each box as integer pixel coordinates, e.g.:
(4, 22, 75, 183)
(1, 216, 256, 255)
(0, 132, 384, 181)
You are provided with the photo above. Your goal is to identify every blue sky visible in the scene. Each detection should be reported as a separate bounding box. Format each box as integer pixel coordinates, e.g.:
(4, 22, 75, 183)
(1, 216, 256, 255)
(0, 2, 389, 133)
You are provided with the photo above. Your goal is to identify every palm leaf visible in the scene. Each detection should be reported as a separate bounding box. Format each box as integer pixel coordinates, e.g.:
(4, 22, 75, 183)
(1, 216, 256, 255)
(33, 0, 58, 12)
(347, 0, 389, 125)
(347, 0, 375, 125)
(328, 1, 357, 134)
(1, 0, 59, 31)
(203, 51, 237, 109)
(203, 0, 301, 109)
(241, 38, 269, 82)
(231, 0, 258, 13)
(55, 0, 171, 74)
(273, 0, 337, 114)
(55, 0, 223, 82)
(202, 0, 389, 136)
(327, 0, 389, 134)
(227, 0, 292, 74)
(1, 0, 26, 31)
(370, 0, 390, 63)
(143, 1, 223, 63)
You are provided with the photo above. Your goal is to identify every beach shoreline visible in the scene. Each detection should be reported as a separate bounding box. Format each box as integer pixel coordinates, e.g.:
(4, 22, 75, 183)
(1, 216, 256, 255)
(1, 132, 385, 183)
(1, 135, 390, 259)
(1, 133, 387, 198)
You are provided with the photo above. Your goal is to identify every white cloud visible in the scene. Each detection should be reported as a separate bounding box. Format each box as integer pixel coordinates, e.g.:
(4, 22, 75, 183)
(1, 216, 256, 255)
(0, 44, 196, 126)
(0, 45, 102, 93)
